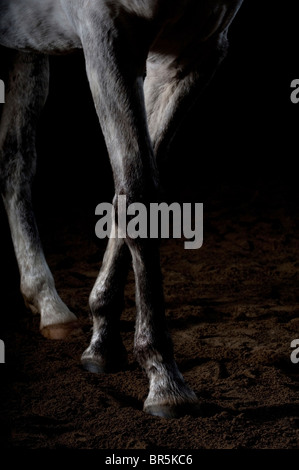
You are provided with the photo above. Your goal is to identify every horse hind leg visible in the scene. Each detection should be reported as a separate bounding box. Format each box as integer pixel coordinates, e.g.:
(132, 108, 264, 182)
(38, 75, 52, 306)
(81, 228, 130, 373)
(0, 51, 79, 339)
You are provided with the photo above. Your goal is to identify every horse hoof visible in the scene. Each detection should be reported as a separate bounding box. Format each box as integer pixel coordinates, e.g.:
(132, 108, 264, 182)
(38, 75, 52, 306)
(81, 348, 128, 374)
(144, 401, 201, 419)
(81, 357, 106, 374)
(41, 321, 82, 340)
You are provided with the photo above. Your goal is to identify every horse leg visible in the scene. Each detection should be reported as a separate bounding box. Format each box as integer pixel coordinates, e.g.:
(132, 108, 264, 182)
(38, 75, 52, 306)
(142, 9, 240, 416)
(145, 44, 229, 164)
(81, 229, 130, 373)
(78, 5, 199, 416)
(0, 51, 78, 339)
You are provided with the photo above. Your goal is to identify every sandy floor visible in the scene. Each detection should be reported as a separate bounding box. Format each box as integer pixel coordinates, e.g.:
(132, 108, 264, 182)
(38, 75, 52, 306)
(1, 183, 298, 450)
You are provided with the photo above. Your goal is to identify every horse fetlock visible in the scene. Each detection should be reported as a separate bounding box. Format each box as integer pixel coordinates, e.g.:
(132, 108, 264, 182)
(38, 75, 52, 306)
(143, 359, 200, 418)
(21, 278, 78, 333)
(81, 332, 128, 373)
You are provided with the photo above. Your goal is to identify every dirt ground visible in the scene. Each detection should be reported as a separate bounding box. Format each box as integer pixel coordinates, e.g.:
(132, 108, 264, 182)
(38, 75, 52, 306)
(0, 182, 299, 450)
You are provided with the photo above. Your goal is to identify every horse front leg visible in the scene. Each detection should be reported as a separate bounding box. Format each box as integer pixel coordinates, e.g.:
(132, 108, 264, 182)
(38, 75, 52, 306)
(78, 5, 199, 417)
(0, 51, 78, 339)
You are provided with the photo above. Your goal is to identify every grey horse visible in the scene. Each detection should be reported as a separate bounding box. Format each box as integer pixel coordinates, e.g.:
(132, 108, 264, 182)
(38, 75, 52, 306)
(0, 0, 243, 418)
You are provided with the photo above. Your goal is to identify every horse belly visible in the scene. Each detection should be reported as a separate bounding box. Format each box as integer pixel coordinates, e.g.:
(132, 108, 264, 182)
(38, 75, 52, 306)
(0, 0, 81, 53)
